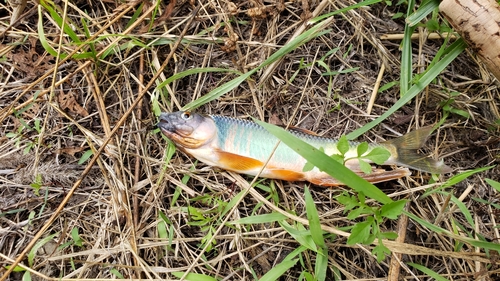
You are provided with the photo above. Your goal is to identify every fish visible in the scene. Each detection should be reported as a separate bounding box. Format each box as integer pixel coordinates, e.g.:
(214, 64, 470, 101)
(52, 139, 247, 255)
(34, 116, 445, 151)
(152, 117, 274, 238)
(157, 111, 452, 186)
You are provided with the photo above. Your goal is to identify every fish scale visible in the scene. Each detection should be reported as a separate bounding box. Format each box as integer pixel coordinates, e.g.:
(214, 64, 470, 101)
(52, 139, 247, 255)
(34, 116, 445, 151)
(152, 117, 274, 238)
(211, 115, 361, 169)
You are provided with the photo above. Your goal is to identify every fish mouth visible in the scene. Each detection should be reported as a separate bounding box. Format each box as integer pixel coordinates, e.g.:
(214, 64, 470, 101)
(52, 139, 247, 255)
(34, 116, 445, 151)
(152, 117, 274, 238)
(157, 113, 191, 142)
(157, 113, 205, 149)
(157, 114, 177, 136)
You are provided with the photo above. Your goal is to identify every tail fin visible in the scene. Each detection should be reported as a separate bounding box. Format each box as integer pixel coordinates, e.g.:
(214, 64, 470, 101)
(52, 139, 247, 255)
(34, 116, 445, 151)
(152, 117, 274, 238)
(383, 127, 452, 174)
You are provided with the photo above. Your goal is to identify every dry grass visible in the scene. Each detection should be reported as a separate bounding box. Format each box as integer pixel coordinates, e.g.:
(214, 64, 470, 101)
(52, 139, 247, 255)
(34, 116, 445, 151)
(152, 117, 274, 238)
(1, 0, 500, 280)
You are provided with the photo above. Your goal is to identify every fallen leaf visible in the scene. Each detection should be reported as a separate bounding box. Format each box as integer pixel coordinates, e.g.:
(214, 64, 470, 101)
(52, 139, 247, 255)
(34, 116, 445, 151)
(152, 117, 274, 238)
(58, 90, 89, 117)
(55, 146, 87, 156)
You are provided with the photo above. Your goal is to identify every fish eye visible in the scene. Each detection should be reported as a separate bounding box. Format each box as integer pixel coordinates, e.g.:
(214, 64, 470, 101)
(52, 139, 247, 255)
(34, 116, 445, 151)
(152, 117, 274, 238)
(181, 112, 192, 120)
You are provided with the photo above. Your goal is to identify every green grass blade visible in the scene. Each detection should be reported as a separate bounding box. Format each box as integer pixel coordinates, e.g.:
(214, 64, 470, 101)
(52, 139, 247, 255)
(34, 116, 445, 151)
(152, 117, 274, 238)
(304, 187, 325, 248)
(471, 197, 500, 210)
(230, 213, 288, 224)
(157, 68, 242, 92)
(182, 21, 331, 111)
(109, 268, 124, 279)
(442, 166, 495, 188)
(182, 72, 253, 111)
(0, 209, 25, 218)
(346, 39, 467, 140)
(322, 67, 359, 76)
(459, 237, 500, 251)
(400, 8, 416, 97)
(405, 211, 500, 251)
(70, 227, 83, 247)
(36, 7, 93, 62)
(407, 263, 450, 281)
(258, 259, 299, 281)
(81, 18, 97, 60)
(450, 196, 474, 228)
(420, 166, 495, 199)
(255, 119, 392, 204)
(22, 271, 32, 281)
(28, 233, 58, 267)
(311, 0, 383, 23)
(38, 6, 66, 59)
(280, 221, 317, 252)
(125, 2, 143, 30)
(282, 245, 307, 262)
(314, 245, 328, 281)
(485, 178, 500, 192)
(404, 211, 448, 234)
(220, 189, 246, 218)
(38, 0, 95, 59)
(406, 0, 440, 27)
(4, 265, 26, 272)
(78, 150, 93, 164)
(40, 0, 81, 43)
(158, 211, 171, 234)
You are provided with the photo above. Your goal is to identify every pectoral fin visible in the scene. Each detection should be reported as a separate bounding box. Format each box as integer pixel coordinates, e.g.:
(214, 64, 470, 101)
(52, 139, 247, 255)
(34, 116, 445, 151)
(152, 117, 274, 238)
(214, 150, 264, 172)
(213, 149, 307, 181)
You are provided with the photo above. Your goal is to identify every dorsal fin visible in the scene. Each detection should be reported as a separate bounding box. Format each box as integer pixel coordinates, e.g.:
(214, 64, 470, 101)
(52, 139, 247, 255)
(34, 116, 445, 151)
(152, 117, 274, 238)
(276, 124, 320, 136)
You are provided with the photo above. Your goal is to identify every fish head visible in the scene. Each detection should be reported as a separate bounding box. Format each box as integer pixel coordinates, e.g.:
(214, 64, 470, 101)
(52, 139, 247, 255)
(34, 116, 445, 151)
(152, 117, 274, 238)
(158, 111, 216, 149)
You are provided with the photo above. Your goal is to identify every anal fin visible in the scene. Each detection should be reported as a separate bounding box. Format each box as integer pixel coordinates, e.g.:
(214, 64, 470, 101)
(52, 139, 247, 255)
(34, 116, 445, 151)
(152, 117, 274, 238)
(307, 168, 411, 187)
(263, 168, 306, 182)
